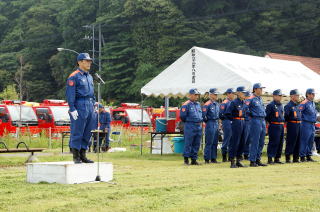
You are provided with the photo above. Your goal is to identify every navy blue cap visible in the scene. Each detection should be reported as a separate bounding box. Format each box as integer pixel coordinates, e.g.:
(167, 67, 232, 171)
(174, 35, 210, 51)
(290, 89, 299, 96)
(236, 86, 246, 93)
(306, 88, 315, 94)
(209, 88, 219, 95)
(253, 83, 265, 89)
(245, 91, 251, 97)
(189, 88, 200, 95)
(225, 88, 234, 94)
(98, 104, 104, 109)
(77, 53, 92, 61)
(273, 89, 282, 96)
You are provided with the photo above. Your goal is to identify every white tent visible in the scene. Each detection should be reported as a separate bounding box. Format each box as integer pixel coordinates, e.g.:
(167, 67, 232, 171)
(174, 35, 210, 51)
(141, 46, 320, 98)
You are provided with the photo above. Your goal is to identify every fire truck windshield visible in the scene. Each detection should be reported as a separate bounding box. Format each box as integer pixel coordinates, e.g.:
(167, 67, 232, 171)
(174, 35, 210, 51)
(50, 106, 70, 122)
(126, 109, 151, 125)
(7, 105, 38, 121)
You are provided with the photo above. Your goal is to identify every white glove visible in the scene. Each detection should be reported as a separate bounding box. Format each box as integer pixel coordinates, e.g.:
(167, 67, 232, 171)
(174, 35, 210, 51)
(70, 110, 79, 120)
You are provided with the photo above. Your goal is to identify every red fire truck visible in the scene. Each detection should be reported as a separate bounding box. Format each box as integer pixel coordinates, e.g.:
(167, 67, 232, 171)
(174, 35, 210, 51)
(0, 100, 40, 136)
(110, 103, 152, 129)
(32, 99, 70, 135)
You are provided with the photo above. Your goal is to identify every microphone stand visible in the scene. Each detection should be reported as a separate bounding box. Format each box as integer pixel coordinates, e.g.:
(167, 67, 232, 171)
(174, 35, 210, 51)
(95, 72, 105, 182)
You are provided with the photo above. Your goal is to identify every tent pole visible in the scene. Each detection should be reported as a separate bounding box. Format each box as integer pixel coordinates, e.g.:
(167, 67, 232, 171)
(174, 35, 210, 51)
(165, 96, 169, 120)
(140, 94, 144, 155)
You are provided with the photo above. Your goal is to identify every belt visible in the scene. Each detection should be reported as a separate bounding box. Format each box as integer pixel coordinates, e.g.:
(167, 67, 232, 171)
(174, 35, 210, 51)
(186, 122, 202, 125)
(271, 122, 284, 125)
(288, 120, 301, 124)
(233, 117, 244, 120)
(76, 97, 93, 101)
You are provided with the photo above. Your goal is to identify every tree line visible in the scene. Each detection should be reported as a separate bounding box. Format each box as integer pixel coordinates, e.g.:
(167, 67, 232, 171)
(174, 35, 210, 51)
(0, 0, 319, 106)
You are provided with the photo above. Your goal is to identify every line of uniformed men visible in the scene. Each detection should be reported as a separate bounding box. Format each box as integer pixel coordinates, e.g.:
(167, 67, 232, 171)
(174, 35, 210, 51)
(180, 83, 318, 168)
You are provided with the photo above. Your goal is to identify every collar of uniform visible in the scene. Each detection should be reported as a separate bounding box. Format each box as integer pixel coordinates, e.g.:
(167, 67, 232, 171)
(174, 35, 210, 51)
(290, 100, 298, 106)
(273, 100, 281, 105)
(78, 68, 88, 75)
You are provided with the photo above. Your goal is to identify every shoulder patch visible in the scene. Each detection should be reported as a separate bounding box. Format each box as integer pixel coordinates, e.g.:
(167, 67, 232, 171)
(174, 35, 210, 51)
(182, 108, 186, 112)
(68, 70, 80, 78)
(68, 80, 74, 86)
(182, 100, 191, 106)
(220, 105, 225, 110)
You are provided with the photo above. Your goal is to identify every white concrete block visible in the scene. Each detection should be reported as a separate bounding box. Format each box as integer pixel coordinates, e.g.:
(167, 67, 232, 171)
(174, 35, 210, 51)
(26, 162, 113, 184)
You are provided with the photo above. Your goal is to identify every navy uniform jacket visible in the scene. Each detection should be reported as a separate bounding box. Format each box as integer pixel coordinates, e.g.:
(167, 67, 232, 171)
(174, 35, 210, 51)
(299, 99, 318, 123)
(180, 100, 203, 123)
(219, 98, 232, 120)
(247, 95, 266, 118)
(244, 99, 251, 121)
(284, 101, 301, 122)
(202, 100, 219, 122)
(225, 98, 245, 120)
(66, 68, 96, 112)
(265, 101, 285, 123)
(99, 111, 111, 131)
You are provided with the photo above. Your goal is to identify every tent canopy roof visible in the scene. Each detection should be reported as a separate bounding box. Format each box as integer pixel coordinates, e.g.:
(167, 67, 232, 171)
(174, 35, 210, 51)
(141, 47, 320, 99)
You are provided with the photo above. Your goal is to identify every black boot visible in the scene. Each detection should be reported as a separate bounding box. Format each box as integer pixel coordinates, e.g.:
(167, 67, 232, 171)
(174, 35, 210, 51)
(72, 148, 82, 164)
(205, 160, 210, 164)
(222, 153, 227, 162)
(191, 159, 200, 165)
(285, 155, 292, 163)
(274, 158, 284, 164)
(268, 157, 274, 165)
(300, 156, 306, 162)
(293, 155, 300, 163)
(236, 158, 246, 167)
(256, 159, 268, 166)
(184, 157, 189, 165)
(306, 155, 316, 162)
(230, 158, 238, 168)
(79, 149, 94, 163)
(211, 158, 219, 163)
(250, 161, 258, 167)
(244, 154, 249, 160)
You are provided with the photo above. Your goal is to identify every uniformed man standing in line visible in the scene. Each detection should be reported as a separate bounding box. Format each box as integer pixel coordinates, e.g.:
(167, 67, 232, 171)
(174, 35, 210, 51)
(243, 91, 252, 160)
(219, 88, 235, 162)
(299, 88, 318, 162)
(180, 88, 203, 165)
(284, 89, 302, 163)
(225, 86, 247, 168)
(266, 89, 285, 165)
(247, 83, 268, 167)
(202, 88, 220, 164)
(66, 53, 95, 164)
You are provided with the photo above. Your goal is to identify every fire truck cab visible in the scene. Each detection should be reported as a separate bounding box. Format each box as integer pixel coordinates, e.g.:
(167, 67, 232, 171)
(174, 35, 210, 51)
(110, 103, 151, 128)
(32, 99, 70, 134)
(0, 100, 39, 136)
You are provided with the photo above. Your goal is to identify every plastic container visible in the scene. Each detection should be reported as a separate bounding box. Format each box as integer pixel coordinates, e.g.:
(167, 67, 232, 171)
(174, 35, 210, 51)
(166, 119, 176, 133)
(172, 137, 185, 153)
(155, 118, 167, 132)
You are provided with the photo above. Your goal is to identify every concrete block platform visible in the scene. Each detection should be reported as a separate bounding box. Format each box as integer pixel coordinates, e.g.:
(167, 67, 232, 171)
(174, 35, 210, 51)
(26, 162, 113, 184)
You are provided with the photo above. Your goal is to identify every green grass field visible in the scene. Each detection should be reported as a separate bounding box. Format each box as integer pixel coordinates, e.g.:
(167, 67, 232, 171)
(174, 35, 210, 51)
(0, 134, 320, 212)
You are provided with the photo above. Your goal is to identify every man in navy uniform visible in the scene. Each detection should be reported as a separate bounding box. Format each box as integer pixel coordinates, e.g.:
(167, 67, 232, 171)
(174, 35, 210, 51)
(243, 91, 252, 160)
(98, 104, 112, 152)
(66, 53, 95, 164)
(202, 88, 220, 164)
(266, 89, 285, 164)
(284, 89, 301, 163)
(299, 88, 318, 162)
(180, 88, 203, 165)
(93, 104, 112, 152)
(225, 86, 247, 168)
(247, 83, 268, 167)
(219, 88, 235, 162)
